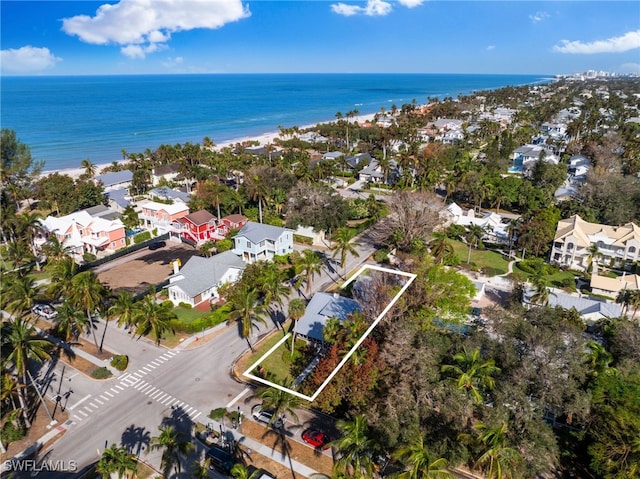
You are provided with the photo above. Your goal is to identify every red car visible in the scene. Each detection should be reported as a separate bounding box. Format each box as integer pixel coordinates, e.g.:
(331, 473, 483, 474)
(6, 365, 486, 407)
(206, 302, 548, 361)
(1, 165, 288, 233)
(302, 429, 329, 449)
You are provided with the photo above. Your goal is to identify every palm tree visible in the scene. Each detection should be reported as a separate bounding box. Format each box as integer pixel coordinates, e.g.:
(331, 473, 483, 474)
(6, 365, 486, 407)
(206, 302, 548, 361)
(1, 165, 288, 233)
(428, 233, 454, 264)
(473, 422, 522, 479)
(14, 211, 43, 271)
(191, 457, 212, 479)
(585, 243, 602, 274)
(256, 378, 301, 425)
(149, 425, 194, 478)
(294, 249, 324, 294)
(584, 341, 615, 379)
(331, 414, 378, 479)
(5, 274, 40, 315)
(441, 347, 500, 404)
(330, 228, 361, 277)
(3, 317, 54, 428)
(96, 443, 138, 478)
(108, 291, 137, 331)
(47, 256, 78, 300)
(393, 434, 453, 479)
(530, 273, 554, 306)
(287, 298, 306, 354)
(80, 159, 97, 178)
(245, 166, 268, 223)
(132, 295, 177, 346)
(259, 263, 290, 313)
(54, 300, 89, 342)
(230, 463, 260, 479)
(40, 236, 73, 262)
(465, 224, 485, 264)
(69, 271, 107, 351)
(226, 284, 267, 351)
(616, 289, 632, 317)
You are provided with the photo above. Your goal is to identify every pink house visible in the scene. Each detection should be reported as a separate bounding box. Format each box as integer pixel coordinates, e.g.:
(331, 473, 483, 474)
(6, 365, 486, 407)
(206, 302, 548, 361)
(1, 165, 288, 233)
(138, 200, 189, 235)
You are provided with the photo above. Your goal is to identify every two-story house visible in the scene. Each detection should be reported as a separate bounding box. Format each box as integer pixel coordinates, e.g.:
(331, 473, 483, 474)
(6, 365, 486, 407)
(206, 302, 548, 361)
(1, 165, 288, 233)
(137, 200, 190, 235)
(233, 222, 293, 263)
(38, 209, 126, 258)
(510, 144, 558, 173)
(551, 215, 640, 271)
(294, 292, 361, 342)
(172, 210, 224, 245)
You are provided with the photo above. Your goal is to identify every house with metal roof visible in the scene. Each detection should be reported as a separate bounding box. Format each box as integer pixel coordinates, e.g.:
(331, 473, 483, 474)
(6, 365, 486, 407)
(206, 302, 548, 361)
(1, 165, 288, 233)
(523, 287, 622, 323)
(167, 251, 246, 307)
(294, 292, 361, 342)
(233, 222, 293, 263)
(95, 170, 133, 192)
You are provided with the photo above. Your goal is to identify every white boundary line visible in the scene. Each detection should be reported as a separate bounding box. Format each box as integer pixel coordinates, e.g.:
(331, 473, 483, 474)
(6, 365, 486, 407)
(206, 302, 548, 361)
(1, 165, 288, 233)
(242, 264, 417, 401)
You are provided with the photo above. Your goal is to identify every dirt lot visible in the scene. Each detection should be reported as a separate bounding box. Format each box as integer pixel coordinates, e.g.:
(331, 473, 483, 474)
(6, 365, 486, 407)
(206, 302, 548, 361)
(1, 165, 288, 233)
(95, 241, 199, 296)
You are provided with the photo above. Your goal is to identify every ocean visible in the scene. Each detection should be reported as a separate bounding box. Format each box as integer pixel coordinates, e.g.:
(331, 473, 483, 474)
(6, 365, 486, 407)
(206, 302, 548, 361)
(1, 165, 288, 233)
(1, 73, 552, 172)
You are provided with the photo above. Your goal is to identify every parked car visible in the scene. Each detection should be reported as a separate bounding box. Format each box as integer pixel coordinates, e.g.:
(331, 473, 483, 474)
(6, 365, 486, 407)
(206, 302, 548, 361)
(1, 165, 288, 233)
(302, 429, 329, 449)
(148, 240, 166, 250)
(206, 445, 236, 475)
(251, 404, 284, 428)
(32, 304, 58, 320)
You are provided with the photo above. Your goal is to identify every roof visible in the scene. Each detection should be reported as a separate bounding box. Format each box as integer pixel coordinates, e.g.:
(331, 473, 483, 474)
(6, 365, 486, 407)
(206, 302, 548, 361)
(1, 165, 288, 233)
(138, 199, 189, 216)
(524, 287, 622, 319)
(95, 170, 133, 187)
(106, 188, 131, 208)
(554, 215, 640, 248)
(169, 251, 245, 298)
(184, 209, 216, 225)
(294, 292, 361, 342)
(148, 186, 190, 203)
(152, 163, 180, 176)
(222, 214, 247, 225)
(590, 274, 640, 294)
(236, 222, 290, 244)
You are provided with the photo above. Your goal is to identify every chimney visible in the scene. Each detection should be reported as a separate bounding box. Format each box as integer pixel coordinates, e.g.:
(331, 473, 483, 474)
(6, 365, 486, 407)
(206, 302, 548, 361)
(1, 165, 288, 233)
(333, 292, 339, 299)
(173, 260, 180, 275)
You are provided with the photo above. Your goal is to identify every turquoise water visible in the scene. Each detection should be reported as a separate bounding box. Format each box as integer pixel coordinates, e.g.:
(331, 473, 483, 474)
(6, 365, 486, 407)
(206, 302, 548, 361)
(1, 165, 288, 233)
(1, 73, 551, 171)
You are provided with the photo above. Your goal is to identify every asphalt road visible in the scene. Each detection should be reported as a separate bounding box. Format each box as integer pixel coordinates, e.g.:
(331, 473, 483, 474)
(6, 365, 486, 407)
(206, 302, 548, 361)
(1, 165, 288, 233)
(12, 225, 382, 477)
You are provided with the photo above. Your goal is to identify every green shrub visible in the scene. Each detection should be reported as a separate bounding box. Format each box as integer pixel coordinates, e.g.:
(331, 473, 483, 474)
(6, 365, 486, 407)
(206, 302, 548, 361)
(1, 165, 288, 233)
(91, 367, 113, 379)
(0, 421, 26, 445)
(110, 355, 129, 371)
(446, 224, 466, 240)
(293, 234, 313, 245)
(216, 238, 233, 252)
(178, 302, 192, 309)
(133, 231, 152, 244)
(161, 300, 174, 309)
(83, 252, 97, 263)
(373, 249, 389, 264)
(209, 407, 227, 420)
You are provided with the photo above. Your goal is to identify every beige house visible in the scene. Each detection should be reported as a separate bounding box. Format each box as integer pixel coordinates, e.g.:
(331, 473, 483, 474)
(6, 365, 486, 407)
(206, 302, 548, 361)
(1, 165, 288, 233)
(551, 215, 640, 271)
(590, 274, 640, 297)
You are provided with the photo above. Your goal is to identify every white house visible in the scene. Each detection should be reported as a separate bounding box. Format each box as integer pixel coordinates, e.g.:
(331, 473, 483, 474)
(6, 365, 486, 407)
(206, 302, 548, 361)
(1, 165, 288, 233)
(167, 251, 246, 307)
(511, 144, 558, 173)
(294, 292, 361, 342)
(233, 222, 293, 263)
(95, 170, 133, 192)
(524, 287, 622, 323)
(442, 202, 510, 244)
(590, 274, 640, 298)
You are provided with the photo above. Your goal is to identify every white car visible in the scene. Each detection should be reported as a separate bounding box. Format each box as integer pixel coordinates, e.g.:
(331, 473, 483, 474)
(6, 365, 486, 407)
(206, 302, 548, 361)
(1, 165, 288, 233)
(32, 304, 58, 320)
(251, 404, 284, 428)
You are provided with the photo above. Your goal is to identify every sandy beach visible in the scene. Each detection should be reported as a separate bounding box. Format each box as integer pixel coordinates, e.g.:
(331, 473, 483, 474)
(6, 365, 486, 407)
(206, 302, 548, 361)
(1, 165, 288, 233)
(40, 112, 379, 180)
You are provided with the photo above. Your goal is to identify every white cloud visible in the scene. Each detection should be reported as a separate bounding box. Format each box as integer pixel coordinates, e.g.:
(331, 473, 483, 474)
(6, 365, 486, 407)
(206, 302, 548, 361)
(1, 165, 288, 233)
(529, 11, 549, 23)
(0, 46, 61, 73)
(553, 30, 640, 54)
(398, 0, 423, 7)
(62, 0, 250, 58)
(486, 45, 495, 51)
(331, 0, 393, 17)
(162, 56, 184, 68)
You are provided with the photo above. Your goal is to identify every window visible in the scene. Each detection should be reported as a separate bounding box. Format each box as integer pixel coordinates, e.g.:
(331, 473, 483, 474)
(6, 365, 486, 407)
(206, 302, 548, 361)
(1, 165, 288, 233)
(260, 240, 265, 247)
(566, 242, 573, 251)
(246, 241, 251, 249)
(111, 242, 115, 247)
(597, 241, 604, 248)
(629, 246, 637, 254)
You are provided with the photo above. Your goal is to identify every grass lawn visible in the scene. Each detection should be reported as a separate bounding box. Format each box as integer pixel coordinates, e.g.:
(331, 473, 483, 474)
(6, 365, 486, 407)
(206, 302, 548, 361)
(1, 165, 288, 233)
(236, 323, 307, 385)
(173, 305, 210, 324)
(450, 240, 510, 276)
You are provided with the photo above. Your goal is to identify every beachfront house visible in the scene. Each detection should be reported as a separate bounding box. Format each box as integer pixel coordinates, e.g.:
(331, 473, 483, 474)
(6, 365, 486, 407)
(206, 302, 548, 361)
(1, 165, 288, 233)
(294, 292, 361, 342)
(95, 170, 133, 192)
(151, 163, 181, 187)
(167, 251, 246, 308)
(590, 273, 640, 298)
(38, 209, 126, 258)
(137, 200, 190, 235)
(523, 287, 622, 324)
(233, 222, 293, 263)
(551, 215, 640, 272)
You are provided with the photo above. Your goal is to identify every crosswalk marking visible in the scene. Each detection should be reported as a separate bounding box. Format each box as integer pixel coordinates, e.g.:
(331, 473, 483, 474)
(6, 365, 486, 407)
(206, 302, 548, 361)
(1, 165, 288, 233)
(115, 385, 124, 391)
(104, 391, 114, 398)
(143, 366, 152, 372)
(156, 393, 168, 402)
(78, 410, 88, 417)
(94, 398, 104, 405)
(191, 412, 201, 421)
(138, 369, 147, 375)
(161, 395, 174, 405)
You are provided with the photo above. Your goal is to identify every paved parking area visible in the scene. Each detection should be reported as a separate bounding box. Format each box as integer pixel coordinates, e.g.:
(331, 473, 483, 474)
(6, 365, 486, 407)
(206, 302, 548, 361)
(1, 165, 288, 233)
(95, 241, 199, 295)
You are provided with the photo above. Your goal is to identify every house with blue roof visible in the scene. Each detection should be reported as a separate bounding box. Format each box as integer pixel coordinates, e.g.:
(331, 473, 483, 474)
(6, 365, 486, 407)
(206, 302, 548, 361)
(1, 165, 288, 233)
(233, 222, 293, 263)
(294, 292, 361, 342)
(95, 170, 133, 192)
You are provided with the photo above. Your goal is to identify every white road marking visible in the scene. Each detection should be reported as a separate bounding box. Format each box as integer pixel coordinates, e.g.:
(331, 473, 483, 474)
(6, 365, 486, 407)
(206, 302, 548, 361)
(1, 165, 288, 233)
(150, 390, 164, 399)
(84, 406, 93, 414)
(226, 387, 251, 408)
(156, 393, 168, 402)
(104, 391, 114, 398)
(143, 366, 152, 372)
(191, 411, 201, 421)
(68, 394, 91, 411)
(138, 370, 147, 375)
(94, 398, 104, 405)
(115, 385, 124, 391)
(145, 387, 157, 396)
(78, 410, 88, 417)
(162, 396, 174, 405)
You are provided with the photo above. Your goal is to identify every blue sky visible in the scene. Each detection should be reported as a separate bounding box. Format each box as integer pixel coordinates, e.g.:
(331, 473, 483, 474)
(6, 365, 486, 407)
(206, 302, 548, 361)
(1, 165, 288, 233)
(1, 0, 639, 76)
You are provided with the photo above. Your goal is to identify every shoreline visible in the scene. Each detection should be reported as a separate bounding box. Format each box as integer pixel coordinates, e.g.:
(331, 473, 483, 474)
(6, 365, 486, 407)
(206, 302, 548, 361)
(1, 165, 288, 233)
(40, 112, 379, 180)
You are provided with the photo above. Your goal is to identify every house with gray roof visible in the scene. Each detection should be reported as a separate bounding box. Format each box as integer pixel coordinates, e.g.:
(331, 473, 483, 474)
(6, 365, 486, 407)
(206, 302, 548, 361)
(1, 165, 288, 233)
(167, 251, 246, 307)
(95, 170, 133, 192)
(148, 186, 190, 204)
(294, 292, 361, 342)
(524, 287, 622, 324)
(233, 222, 293, 263)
